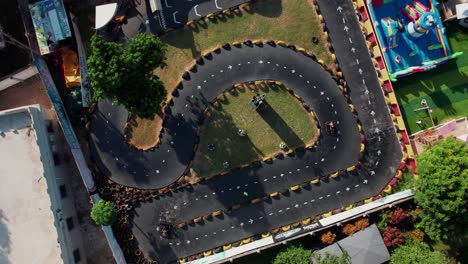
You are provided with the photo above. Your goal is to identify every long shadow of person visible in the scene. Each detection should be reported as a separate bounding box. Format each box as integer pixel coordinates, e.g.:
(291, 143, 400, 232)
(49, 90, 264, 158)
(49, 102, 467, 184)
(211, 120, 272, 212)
(256, 101, 304, 148)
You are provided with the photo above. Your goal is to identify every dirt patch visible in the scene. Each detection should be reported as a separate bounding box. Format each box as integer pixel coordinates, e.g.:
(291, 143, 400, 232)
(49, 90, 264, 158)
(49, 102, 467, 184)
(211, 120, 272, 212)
(125, 113, 163, 151)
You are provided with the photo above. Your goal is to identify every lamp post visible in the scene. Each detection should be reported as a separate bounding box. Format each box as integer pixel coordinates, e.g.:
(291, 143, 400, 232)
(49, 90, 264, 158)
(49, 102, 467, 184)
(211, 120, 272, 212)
(413, 99, 435, 127)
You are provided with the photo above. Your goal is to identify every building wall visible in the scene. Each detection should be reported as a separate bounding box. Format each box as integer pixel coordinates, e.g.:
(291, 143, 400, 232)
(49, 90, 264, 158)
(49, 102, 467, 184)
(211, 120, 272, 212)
(29, 105, 88, 264)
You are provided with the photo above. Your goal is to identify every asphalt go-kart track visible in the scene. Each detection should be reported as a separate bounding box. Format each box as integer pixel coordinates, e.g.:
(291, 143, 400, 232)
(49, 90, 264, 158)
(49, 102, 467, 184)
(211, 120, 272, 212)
(89, 0, 402, 263)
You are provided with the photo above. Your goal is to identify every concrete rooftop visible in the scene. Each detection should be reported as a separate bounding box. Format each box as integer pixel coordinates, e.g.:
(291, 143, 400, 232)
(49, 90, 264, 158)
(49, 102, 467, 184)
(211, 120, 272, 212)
(0, 107, 62, 264)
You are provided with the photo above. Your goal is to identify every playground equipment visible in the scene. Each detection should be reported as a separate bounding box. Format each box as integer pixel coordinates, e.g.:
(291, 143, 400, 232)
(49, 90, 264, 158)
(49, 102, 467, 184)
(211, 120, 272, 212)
(367, 0, 462, 80)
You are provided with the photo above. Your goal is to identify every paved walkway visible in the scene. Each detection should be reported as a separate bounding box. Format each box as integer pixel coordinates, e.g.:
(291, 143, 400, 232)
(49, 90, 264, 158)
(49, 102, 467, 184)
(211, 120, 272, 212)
(0, 75, 52, 111)
(0, 66, 38, 92)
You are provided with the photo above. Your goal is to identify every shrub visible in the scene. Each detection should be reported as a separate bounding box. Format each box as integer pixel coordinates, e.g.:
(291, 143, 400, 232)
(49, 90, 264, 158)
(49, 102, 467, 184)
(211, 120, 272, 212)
(377, 211, 388, 231)
(354, 218, 369, 232)
(273, 243, 311, 264)
(388, 207, 409, 225)
(91, 200, 117, 226)
(321, 231, 336, 245)
(342, 218, 369, 237)
(383, 226, 405, 249)
(390, 240, 448, 264)
(342, 223, 357, 236)
(409, 229, 425, 242)
(311, 251, 350, 264)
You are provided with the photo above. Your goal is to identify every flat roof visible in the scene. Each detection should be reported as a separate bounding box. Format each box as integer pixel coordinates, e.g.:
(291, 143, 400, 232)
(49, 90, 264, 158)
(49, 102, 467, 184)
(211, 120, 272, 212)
(456, 3, 468, 19)
(0, 106, 62, 264)
(95, 3, 118, 29)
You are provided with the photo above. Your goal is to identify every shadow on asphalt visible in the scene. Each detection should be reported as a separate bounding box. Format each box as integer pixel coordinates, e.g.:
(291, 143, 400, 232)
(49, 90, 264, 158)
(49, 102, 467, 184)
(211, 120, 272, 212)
(160, 0, 283, 59)
(128, 166, 269, 263)
(252, 0, 282, 18)
(90, 110, 152, 186)
(129, 210, 179, 263)
(143, 0, 160, 35)
(202, 166, 271, 237)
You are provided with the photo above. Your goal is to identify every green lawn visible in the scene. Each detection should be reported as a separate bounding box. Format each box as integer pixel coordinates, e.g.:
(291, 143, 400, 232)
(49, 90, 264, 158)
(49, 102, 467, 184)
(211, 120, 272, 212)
(156, 0, 331, 90)
(130, 0, 331, 148)
(393, 22, 468, 134)
(192, 84, 316, 178)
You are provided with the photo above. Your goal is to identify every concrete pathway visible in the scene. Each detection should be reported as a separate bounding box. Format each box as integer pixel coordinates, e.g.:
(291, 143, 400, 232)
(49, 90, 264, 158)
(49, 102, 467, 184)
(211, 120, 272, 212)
(0, 66, 38, 92)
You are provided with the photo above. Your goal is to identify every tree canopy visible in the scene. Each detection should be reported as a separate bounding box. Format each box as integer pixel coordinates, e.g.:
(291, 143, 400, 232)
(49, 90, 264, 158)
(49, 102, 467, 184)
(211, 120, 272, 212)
(91, 200, 117, 226)
(414, 137, 467, 242)
(273, 243, 312, 264)
(390, 241, 447, 264)
(87, 33, 167, 118)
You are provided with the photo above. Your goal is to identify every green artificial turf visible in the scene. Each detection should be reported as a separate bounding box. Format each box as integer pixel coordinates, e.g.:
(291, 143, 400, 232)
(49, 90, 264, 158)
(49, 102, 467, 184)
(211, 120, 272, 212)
(393, 21, 468, 134)
(192, 84, 316, 178)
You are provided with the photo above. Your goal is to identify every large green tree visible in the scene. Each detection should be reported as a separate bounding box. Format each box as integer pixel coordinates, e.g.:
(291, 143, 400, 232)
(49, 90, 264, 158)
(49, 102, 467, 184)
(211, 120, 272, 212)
(273, 243, 312, 264)
(91, 200, 117, 226)
(87, 33, 167, 118)
(390, 241, 447, 264)
(414, 137, 467, 242)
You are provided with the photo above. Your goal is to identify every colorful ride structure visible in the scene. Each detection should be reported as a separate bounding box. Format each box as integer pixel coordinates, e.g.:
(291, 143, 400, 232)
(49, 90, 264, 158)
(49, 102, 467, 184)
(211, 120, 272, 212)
(367, 0, 462, 80)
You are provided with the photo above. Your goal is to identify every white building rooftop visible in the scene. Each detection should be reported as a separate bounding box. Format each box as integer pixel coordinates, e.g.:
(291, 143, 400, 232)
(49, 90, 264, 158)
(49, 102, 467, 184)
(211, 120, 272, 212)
(0, 105, 62, 264)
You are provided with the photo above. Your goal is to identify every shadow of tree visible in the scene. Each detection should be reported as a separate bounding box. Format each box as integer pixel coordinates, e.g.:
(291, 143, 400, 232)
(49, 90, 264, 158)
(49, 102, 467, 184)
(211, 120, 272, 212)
(0, 209, 11, 264)
(160, 0, 284, 59)
(419, 80, 457, 116)
(393, 58, 468, 132)
(90, 108, 152, 187)
(161, 27, 201, 59)
(128, 165, 269, 263)
(128, 210, 179, 263)
(192, 98, 265, 178)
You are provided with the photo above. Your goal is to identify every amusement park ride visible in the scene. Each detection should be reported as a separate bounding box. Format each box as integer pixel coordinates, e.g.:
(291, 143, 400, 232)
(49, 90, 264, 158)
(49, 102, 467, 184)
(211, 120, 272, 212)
(367, 0, 462, 80)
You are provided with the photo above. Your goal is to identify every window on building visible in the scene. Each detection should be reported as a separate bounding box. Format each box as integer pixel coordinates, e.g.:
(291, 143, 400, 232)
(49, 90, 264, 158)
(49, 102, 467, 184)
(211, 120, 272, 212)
(66, 217, 74, 231)
(73, 249, 81, 263)
(53, 153, 61, 166)
(59, 185, 67, 198)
